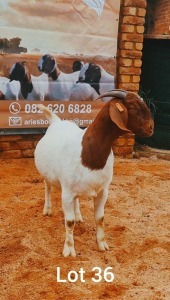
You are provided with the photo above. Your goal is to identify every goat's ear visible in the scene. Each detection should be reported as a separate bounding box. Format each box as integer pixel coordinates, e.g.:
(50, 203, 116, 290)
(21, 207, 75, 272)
(109, 102, 131, 133)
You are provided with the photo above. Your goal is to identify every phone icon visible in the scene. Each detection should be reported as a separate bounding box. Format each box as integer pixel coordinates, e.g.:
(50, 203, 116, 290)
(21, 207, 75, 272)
(9, 102, 21, 114)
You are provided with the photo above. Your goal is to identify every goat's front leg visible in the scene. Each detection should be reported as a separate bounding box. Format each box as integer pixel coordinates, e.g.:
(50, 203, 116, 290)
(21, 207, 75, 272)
(62, 190, 76, 257)
(43, 180, 52, 216)
(94, 189, 109, 251)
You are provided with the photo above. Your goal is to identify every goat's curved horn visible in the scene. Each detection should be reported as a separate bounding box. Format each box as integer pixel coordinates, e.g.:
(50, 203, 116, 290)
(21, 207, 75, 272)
(94, 89, 127, 101)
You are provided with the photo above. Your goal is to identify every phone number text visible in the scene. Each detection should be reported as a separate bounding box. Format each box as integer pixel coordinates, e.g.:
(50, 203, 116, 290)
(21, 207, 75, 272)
(25, 103, 92, 114)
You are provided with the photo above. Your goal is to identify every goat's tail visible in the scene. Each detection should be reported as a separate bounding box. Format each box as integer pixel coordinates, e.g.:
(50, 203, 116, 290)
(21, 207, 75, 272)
(37, 104, 60, 123)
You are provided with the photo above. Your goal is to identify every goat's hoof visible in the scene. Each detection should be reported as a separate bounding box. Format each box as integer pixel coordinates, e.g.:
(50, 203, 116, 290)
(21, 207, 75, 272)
(63, 245, 76, 257)
(98, 240, 109, 252)
(43, 209, 52, 216)
(75, 214, 83, 223)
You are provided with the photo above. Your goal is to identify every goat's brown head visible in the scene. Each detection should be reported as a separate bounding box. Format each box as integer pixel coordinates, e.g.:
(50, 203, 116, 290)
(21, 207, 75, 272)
(95, 90, 154, 137)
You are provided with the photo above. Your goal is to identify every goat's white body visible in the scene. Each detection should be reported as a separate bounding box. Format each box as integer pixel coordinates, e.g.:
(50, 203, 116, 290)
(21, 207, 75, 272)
(69, 82, 99, 101)
(35, 120, 113, 196)
(48, 71, 80, 101)
(0, 77, 21, 100)
(26, 74, 48, 100)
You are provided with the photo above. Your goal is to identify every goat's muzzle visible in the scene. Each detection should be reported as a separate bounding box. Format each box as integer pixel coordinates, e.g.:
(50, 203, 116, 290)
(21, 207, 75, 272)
(78, 77, 84, 83)
(9, 76, 13, 82)
(0, 91, 5, 100)
(139, 120, 154, 137)
(38, 66, 42, 71)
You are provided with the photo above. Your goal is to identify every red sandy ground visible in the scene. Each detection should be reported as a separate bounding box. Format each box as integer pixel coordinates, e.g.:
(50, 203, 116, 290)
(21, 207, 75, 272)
(0, 157, 169, 300)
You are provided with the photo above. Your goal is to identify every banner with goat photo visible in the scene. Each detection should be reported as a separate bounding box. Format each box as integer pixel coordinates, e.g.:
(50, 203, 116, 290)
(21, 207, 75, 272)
(0, 0, 120, 132)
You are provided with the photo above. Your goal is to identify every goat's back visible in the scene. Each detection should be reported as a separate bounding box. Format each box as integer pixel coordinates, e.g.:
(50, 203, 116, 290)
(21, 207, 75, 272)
(48, 71, 80, 100)
(35, 121, 84, 182)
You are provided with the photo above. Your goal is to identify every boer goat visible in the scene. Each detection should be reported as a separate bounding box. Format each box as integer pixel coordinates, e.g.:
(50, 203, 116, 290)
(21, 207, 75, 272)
(34, 89, 154, 257)
(78, 63, 115, 101)
(38, 54, 80, 101)
(9, 62, 49, 100)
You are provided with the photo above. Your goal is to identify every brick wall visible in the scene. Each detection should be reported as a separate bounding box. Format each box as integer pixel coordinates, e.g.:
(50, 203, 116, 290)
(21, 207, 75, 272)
(0, 0, 147, 159)
(146, 0, 170, 35)
(117, 0, 147, 92)
(0, 134, 42, 159)
(113, 0, 147, 157)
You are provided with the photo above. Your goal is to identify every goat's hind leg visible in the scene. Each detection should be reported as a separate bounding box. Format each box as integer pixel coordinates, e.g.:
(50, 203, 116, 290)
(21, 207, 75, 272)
(62, 190, 76, 257)
(94, 189, 109, 251)
(74, 198, 83, 223)
(43, 180, 52, 216)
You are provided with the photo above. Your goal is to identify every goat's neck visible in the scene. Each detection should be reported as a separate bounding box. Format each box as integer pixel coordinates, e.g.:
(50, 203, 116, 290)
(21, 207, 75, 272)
(90, 82, 100, 95)
(20, 75, 33, 99)
(81, 102, 123, 170)
(48, 67, 60, 81)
